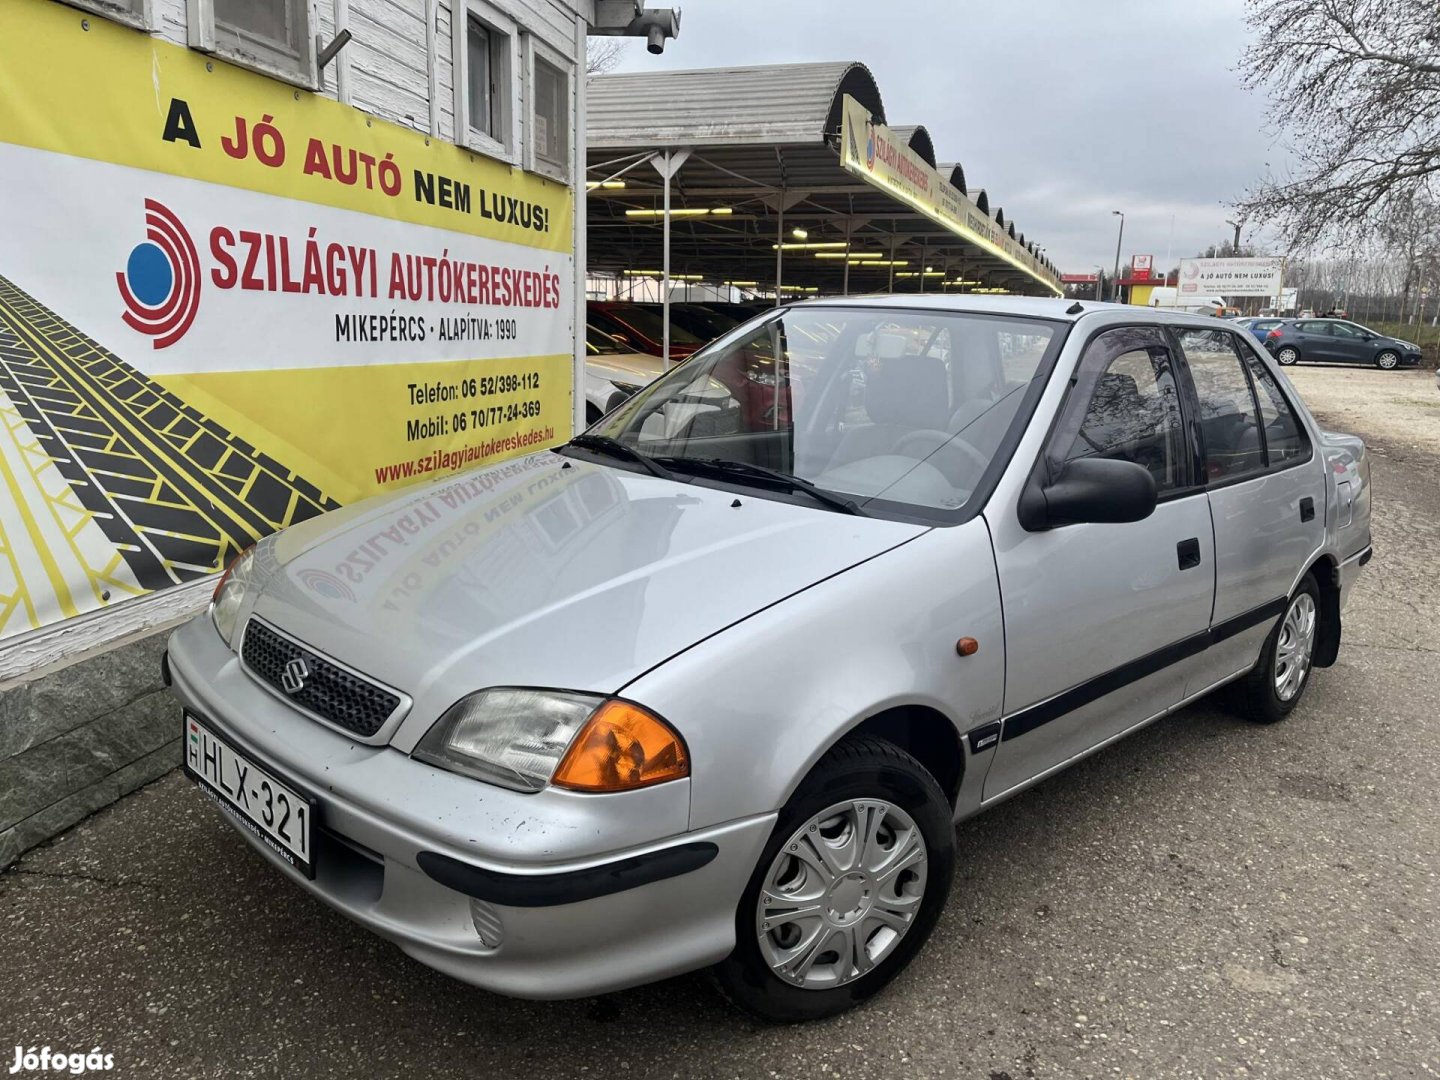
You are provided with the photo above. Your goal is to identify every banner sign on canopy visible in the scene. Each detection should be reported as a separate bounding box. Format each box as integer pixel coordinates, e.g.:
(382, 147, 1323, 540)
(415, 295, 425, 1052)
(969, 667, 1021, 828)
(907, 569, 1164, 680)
(838, 96, 1060, 295)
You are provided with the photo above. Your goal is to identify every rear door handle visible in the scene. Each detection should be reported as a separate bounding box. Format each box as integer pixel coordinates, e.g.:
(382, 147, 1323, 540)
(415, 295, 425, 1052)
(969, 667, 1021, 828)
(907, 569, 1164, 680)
(1300, 497, 1315, 522)
(1177, 537, 1201, 571)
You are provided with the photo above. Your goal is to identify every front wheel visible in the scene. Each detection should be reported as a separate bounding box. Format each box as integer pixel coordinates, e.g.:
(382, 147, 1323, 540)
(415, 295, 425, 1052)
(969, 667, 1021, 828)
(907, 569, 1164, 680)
(1276, 346, 1301, 366)
(1234, 575, 1320, 724)
(713, 736, 955, 1022)
(1375, 350, 1400, 370)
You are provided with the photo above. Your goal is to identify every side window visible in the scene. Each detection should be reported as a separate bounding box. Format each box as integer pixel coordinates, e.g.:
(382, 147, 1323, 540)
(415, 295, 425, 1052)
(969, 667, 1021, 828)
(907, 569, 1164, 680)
(193, 0, 313, 86)
(1239, 346, 1309, 465)
(1176, 329, 1266, 481)
(1054, 327, 1189, 495)
(1329, 322, 1365, 340)
(1296, 321, 1330, 335)
(455, 5, 516, 159)
(531, 54, 571, 178)
(63, 0, 145, 29)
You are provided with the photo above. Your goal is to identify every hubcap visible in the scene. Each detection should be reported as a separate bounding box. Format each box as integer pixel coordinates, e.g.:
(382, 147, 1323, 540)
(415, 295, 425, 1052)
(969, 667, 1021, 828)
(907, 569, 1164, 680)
(757, 799, 927, 990)
(1279, 348, 1299, 364)
(1378, 353, 1397, 369)
(1274, 592, 1317, 702)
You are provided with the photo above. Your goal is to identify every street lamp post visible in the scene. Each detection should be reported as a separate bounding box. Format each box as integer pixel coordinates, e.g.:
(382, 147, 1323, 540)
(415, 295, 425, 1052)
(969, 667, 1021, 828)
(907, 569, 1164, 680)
(1111, 210, 1126, 303)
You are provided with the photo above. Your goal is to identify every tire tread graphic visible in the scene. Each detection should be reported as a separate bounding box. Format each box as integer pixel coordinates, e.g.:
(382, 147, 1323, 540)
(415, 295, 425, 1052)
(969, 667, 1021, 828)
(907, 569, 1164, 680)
(0, 274, 340, 638)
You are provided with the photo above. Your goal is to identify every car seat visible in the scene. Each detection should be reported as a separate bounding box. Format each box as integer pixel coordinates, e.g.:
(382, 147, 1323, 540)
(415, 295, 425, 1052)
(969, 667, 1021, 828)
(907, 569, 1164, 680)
(826, 354, 950, 469)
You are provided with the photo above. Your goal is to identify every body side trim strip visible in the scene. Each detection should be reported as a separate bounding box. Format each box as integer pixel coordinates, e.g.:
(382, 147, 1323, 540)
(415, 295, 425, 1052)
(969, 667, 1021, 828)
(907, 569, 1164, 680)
(999, 596, 1287, 743)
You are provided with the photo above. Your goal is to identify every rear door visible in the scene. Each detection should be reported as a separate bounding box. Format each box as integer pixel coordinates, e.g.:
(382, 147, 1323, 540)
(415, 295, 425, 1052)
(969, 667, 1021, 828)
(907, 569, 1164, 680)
(1293, 320, 1338, 362)
(983, 326, 1215, 801)
(1172, 327, 1327, 692)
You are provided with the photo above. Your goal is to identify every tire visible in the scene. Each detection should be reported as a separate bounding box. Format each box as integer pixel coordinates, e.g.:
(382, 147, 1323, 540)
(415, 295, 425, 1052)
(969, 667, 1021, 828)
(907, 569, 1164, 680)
(1375, 350, 1399, 370)
(712, 735, 955, 1022)
(1275, 346, 1301, 366)
(1234, 575, 1321, 724)
(585, 402, 603, 426)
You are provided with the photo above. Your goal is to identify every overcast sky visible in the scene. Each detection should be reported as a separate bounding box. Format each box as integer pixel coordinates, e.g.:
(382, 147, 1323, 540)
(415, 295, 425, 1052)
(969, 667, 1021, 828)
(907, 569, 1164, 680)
(610, 0, 1281, 274)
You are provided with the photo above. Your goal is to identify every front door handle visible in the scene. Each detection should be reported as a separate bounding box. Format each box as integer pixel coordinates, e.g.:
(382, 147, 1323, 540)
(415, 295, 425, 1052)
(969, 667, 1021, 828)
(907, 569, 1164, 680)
(1177, 537, 1201, 571)
(1300, 497, 1315, 522)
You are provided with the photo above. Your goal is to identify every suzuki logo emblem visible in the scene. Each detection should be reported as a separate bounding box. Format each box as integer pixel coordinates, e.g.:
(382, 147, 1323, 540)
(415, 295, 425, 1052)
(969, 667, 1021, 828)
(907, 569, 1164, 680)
(281, 657, 310, 695)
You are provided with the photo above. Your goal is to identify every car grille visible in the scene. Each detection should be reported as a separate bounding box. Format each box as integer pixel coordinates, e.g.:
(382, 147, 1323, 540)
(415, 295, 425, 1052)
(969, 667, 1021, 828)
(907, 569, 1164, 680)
(240, 619, 402, 738)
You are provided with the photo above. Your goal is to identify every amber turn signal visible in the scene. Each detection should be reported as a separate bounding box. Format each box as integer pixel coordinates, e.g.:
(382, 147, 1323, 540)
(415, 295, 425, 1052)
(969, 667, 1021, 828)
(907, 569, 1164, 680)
(552, 700, 689, 793)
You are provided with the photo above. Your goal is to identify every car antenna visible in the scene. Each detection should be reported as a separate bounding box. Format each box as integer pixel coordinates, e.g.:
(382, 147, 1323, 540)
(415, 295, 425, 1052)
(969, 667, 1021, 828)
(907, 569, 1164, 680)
(1066, 301, 1085, 315)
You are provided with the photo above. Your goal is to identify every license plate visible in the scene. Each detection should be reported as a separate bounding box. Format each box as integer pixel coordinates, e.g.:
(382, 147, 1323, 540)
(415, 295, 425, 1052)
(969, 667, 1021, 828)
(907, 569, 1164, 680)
(183, 712, 316, 878)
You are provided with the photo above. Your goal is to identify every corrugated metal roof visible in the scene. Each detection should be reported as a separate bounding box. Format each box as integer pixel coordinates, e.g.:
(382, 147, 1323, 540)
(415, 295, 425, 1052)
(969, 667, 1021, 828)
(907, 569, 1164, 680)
(588, 61, 885, 148)
(889, 125, 936, 167)
(939, 162, 967, 194)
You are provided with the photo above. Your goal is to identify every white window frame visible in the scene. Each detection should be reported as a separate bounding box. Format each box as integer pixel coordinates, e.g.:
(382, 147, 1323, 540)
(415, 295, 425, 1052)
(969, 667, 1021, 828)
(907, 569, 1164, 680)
(58, 0, 150, 30)
(452, 1, 519, 165)
(187, 0, 316, 90)
(526, 35, 572, 183)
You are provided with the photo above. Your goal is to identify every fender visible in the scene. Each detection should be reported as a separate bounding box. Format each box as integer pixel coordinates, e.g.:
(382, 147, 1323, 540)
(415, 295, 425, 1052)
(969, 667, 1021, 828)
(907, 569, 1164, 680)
(620, 519, 1005, 833)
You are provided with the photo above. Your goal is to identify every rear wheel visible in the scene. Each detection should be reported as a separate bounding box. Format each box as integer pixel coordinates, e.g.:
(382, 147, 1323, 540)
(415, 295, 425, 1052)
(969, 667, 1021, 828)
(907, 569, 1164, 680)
(1234, 575, 1320, 724)
(1375, 350, 1400, 370)
(713, 736, 955, 1022)
(1276, 346, 1300, 366)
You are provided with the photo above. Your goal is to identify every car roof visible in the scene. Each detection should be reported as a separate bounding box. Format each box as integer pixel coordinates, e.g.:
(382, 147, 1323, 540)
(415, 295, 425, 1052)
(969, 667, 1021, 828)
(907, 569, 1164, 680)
(794, 293, 1248, 332)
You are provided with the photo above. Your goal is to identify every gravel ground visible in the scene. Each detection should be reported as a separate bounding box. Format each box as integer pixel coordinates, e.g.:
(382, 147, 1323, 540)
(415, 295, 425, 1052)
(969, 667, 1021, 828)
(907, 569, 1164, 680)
(1, 364, 1436, 1080)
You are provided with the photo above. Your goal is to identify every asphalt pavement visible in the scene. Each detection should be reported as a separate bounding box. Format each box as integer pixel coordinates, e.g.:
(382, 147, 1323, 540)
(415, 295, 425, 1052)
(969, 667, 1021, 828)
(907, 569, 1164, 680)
(2, 365, 1436, 1080)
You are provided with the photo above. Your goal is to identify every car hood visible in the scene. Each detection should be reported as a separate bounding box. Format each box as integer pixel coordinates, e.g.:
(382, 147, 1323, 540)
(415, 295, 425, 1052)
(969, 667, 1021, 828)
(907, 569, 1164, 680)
(585, 352, 667, 384)
(247, 451, 926, 749)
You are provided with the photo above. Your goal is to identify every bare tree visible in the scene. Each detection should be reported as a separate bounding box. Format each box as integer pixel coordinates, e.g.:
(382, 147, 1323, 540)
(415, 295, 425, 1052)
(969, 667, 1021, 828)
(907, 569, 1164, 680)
(586, 38, 628, 78)
(1238, 0, 1440, 247)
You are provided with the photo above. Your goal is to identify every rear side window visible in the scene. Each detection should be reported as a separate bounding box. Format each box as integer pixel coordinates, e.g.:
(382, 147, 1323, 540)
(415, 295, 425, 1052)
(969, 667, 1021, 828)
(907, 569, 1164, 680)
(1175, 329, 1266, 481)
(1239, 346, 1309, 464)
(1295, 321, 1330, 334)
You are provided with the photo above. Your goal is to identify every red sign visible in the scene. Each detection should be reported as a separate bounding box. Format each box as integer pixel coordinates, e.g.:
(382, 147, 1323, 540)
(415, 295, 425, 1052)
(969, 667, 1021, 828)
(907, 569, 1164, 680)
(1062, 273, 1099, 283)
(1131, 254, 1153, 282)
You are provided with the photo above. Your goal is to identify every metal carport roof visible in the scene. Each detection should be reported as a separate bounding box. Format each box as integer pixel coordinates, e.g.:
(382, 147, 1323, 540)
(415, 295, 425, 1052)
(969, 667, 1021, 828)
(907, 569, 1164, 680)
(586, 62, 1061, 299)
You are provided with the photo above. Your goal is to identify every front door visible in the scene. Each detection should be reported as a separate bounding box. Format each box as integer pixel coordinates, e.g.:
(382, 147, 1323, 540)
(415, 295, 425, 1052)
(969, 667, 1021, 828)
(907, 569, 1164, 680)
(983, 326, 1216, 801)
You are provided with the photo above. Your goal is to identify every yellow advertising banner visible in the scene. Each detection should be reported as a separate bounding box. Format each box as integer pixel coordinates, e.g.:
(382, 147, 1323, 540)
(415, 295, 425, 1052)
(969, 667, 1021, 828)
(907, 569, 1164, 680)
(0, 0, 576, 641)
(837, 95, 1061, 295)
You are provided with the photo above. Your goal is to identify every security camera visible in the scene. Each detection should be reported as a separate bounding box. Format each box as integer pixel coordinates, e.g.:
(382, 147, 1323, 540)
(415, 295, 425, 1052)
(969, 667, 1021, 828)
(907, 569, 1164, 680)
(646, 23, 666, 53)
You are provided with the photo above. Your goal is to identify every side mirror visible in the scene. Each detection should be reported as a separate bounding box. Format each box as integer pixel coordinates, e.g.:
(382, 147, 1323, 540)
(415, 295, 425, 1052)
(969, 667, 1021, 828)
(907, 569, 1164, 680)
(1018, 457, 1158, 531)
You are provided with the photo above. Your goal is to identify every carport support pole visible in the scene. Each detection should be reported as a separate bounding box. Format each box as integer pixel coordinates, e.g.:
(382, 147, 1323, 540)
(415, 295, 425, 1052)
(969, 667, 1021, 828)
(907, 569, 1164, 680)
(842, 217, 851, 296)
(663, 153, 671, 366)
(775, 201, 785, 307)
(649, 149, 690, 369)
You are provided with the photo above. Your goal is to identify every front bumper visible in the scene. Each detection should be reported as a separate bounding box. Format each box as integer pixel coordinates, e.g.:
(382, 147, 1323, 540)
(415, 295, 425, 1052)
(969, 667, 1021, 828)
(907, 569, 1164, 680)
(166, 616, 774, 999)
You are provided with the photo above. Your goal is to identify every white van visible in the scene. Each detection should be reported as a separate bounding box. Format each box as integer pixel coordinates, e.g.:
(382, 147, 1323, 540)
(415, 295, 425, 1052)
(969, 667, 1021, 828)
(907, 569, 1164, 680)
(1146, 286, 1226, 315)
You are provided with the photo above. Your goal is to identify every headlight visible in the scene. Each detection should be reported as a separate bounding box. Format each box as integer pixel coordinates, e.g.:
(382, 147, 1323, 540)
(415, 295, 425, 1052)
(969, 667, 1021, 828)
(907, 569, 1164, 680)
(413, 688, 688, 794)
(210, 546, 256, 648)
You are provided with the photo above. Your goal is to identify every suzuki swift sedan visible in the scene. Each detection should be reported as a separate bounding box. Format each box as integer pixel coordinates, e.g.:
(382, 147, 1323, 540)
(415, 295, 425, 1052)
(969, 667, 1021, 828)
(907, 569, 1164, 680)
(166, 297, 1372, 1021)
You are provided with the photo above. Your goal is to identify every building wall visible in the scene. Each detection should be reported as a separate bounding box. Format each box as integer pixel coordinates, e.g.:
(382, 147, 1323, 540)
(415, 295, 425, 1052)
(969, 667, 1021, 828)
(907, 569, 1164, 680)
(0, 0, 592, 867)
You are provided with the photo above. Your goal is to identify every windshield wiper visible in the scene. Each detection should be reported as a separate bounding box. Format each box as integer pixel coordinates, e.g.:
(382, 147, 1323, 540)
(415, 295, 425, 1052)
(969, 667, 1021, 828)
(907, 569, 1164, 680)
(658, 457, 869, 516)
(566, 434, 676, 481)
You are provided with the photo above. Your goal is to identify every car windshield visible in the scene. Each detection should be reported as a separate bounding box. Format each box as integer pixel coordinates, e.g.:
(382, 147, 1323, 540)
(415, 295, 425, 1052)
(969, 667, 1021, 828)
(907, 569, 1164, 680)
(590, 306, 1063, 519)
(599, 306, 704, 346)
(586, 325, 632, 355)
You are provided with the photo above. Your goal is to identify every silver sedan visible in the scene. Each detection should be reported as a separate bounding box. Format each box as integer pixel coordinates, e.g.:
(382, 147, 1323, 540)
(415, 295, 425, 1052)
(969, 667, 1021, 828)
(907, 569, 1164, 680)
(166, 296, 1371, 1021)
